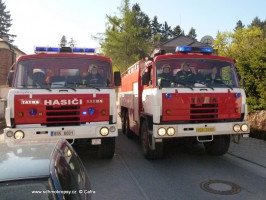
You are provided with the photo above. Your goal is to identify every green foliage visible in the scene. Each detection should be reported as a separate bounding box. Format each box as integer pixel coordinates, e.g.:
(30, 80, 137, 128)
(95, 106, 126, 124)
(68, 37, 76, 47)
(214, 26, 266, 112)
(172, 25, 182, 36)
(0, 0, 15, 43)
(60, 35, 67, 47)
(100, 0, 197, 72)
(160, 22, 173, 42)
(101, 0, 152, 72)
(234, 20, 245, 31)
(187, 27, 197, 39)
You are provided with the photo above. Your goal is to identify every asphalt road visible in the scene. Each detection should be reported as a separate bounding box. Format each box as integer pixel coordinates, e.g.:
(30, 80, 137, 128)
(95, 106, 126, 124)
(1, 122, 265, 200)
(76, 127, 266, 200)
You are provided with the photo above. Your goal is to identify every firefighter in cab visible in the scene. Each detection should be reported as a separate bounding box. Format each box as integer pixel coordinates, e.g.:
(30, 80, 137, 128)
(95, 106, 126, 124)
(176, 62, 196, 85)
(205, 66, 222, 85)
(158, 64, 173, 87)
(86, 64, 104, 86)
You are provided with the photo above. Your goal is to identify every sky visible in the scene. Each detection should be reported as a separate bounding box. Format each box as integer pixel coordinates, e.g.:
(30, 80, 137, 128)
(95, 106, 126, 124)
(5, 0, 266, 54)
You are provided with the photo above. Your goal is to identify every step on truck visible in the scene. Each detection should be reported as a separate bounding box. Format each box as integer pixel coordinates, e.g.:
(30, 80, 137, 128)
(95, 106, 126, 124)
(119, 46, 250, 159)
(4, 46, 121, 158)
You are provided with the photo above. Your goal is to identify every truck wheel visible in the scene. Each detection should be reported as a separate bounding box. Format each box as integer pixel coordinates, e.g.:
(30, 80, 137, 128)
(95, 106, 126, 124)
(98, 138, 115, 159)
(121, 111, 125, 134)
(204, 135, 230, 156)
(124, 112, 134, 138)
(141, 121, 163, 160)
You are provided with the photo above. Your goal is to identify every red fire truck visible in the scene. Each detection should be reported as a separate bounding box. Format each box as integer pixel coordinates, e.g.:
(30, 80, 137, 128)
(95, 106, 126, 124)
(119, 46, 250, 159)
(4, 47, 121, 158)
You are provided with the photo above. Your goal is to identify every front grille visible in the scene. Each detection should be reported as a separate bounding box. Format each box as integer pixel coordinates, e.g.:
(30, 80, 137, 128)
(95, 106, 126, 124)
(190, 103, 218, 120)
(46, 105, 80, 125)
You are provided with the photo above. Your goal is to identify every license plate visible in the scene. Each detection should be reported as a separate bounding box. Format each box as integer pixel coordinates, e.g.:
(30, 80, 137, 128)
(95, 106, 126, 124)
(196, 127, 215, 132)
(92, 139, 101, 145)
(51, 130, 75, 136)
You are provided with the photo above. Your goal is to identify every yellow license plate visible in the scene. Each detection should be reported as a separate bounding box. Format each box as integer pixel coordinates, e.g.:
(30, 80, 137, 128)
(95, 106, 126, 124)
(196, 127, 215, 132)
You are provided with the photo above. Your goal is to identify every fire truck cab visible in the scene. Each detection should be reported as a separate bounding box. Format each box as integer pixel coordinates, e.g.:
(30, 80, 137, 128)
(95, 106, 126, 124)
(119, 46, 250, 159)
(4, 47, 121, 158)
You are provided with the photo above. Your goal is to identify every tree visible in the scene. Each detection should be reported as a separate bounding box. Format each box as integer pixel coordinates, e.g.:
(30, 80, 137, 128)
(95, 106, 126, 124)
(249, 16, 266, 35)
(172, 25, 182, 37)
(214, 26, 266, 111)
(187, 27, 197, 39)
(101, 0, 152, 72)
(59, 35, 67, 47)
(68, 37, 76, 47)
(250, 16, 262, 28)
(234, 20, 245, 30)
(161, 21, 173, 42)
(0, 0, 15, 43)
(151, 16, 161, 35)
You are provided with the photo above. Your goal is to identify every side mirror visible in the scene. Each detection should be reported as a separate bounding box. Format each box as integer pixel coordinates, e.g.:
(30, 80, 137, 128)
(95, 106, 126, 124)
(114, 71, 121, 86)
(7, 71, 14, 87)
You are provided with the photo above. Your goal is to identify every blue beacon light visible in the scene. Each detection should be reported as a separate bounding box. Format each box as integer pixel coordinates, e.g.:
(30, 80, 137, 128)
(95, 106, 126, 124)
(166, 93, 172, 99)
(29, 109, 37, 116)
(236, 93, 241, 98)
(175, 46, 213, 53)
(176, 46, 192, 52)
(89, 108, 95, 115)
(82, 111, 88, 115)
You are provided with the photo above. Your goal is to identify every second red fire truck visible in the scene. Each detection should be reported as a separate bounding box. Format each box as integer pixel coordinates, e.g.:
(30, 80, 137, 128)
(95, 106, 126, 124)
(4, 47, 121, 158)
(119, 46, 250, 159)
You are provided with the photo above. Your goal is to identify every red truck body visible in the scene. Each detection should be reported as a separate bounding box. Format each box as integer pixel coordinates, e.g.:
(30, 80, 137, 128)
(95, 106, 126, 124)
(4, 47, 121, 158)
(119, 46, 250, 159)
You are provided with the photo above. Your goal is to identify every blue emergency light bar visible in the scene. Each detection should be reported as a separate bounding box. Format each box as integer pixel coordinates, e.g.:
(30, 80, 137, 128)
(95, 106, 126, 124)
(176, 46, 213, 53)
(35, 47, 95, 54)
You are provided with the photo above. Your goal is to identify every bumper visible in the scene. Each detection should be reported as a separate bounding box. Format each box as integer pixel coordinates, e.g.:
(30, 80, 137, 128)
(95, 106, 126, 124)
(153, 121, 250, 138)
(4, 123, 118, 141)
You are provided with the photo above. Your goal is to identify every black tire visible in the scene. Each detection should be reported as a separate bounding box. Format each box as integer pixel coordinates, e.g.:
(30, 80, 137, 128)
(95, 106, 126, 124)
(98, 138, 115, 159)
(124, 112, 134, 138)
(204, 135, 230, 156)
(121, 110, 126, 134)
(141, 120, 163, 160)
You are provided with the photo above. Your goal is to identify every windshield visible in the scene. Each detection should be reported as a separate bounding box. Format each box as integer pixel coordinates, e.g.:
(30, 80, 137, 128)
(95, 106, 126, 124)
(156, 58, 239, 88)
(14, 58, 112, 89)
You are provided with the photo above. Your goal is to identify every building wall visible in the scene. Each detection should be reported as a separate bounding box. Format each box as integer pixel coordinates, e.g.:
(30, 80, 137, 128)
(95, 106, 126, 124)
(0, 40, 25, 119)
(0, 48, 13, 86)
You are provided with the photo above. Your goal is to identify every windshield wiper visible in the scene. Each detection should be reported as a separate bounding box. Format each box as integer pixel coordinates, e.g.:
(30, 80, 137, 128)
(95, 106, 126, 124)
(213, 80, 234, 91)
(65, 86, 77, 91)
(86, 85, 100, 91)
(159, 78, 193, 90)
(19, 85, 52, 91)
(195, 81, 214, 91)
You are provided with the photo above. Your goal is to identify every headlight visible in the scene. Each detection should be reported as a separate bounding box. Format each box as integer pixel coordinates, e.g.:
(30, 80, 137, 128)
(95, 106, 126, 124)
(241, 124, 248, 132)
(233, 124, 241, 132)
(158, 128, 166, 136)
(110, 126, 116, 132)
(167, 127, 175, 136)
(14, 131, 25, 139)
(100, 127, 109, 136)
(6, 131, 14, 137)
